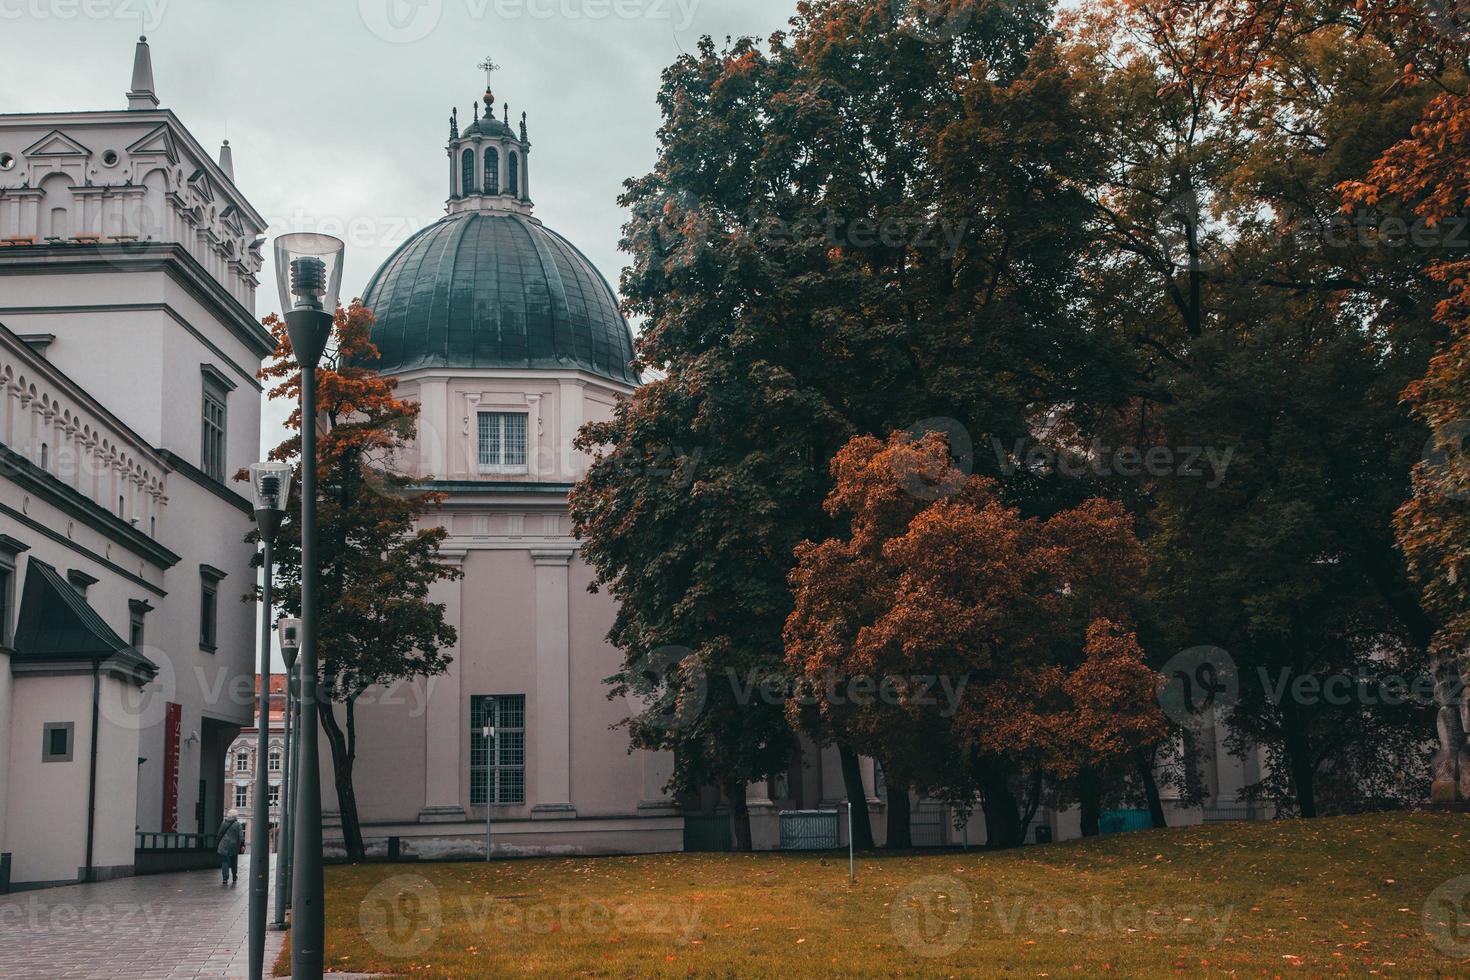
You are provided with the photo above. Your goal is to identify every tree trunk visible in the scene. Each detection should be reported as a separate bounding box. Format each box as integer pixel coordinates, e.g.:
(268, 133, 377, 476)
(1136, 748, 1168, 829)
(838, 745, 874, 850)
(885, 781, 912, 850)
(1281, 704, 1319, 818)
(723, 779, 752, 852)
(318, 697, 366, 862)
(1079, 769, 1102, 837)
(979, 763, 1025, 849)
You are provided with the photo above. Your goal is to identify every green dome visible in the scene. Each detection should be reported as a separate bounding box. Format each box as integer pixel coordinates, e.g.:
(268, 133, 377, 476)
(361, 211, 637, 384)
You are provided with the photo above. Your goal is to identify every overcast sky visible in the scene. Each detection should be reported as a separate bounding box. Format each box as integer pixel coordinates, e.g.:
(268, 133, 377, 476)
(3, 0, 804, 668)
(2, 0, 799, 445)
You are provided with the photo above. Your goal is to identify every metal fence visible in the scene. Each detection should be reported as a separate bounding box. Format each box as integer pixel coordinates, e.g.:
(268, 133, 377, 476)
(683, 814, 733, 853)
(136, 831, 217, 851)
(911, 802, 947, 847)
(779, 809, 840, 850)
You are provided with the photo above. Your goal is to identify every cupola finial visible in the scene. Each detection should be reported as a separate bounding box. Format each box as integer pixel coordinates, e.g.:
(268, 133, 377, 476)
(127, 35, 159, 110)
(478, 55, 499, 111)
(520, 111, 528, 142)
(450, 107, 458, 140)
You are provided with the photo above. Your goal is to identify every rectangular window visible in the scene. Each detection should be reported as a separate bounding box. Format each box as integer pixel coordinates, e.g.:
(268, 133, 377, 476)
(0, 564, 12, 648)
(267, 785, 280, 808)
(268, 750, 281, 773)
(200, 577, 218, 651)
(129, 610, 145, 649)
(470, 694, 526, 805)
(201, 381, 228, 482)
(235, 751, 249, 772)
(42, 722, 74, 762)
(234, 784, 248, 808)
(477, 412, 528, 472)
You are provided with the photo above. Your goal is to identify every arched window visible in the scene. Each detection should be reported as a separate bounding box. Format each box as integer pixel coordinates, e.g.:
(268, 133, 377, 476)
(460, 148, 476, 196)
(484, 148, 499, 195)
(39, 443, 47, 471)
(508, 152, 519, 197)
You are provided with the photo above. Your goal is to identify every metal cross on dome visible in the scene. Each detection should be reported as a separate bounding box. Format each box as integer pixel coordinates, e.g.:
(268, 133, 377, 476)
(478, 56, 499, 90)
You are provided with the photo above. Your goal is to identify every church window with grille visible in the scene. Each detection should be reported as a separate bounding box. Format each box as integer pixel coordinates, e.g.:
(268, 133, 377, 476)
(484, 148, 499, 195)
(508, 152, 519, 196)
(470, 695, 525, 805)
(461, 148, 476, 195)
(477, 412, 527, 471)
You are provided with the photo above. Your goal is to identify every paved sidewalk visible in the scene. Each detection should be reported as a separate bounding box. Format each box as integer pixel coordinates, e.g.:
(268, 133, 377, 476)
(0, 864, 287, 979)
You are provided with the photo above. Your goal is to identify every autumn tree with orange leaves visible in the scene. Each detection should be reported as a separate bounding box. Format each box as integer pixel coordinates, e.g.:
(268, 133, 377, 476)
(244, 302, 460, 861)
(785, 432, 1166, 848)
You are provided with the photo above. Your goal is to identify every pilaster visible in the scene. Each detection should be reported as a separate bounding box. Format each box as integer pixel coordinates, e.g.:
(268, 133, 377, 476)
(531, 548, 576, 819)
(419, 548, 468, 823)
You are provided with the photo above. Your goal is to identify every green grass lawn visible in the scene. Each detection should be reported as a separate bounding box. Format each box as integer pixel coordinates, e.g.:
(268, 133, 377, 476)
(278, 811, 1470, 977)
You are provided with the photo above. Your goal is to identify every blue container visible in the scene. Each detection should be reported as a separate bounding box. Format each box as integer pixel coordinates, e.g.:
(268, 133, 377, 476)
(1098, 809, 1153, 834)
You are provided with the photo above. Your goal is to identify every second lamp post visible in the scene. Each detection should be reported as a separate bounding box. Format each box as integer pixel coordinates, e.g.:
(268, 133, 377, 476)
(248, 461, 292, 980)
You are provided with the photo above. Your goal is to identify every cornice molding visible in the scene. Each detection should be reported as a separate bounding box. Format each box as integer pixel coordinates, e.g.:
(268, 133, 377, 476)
(0, 242, 275, 360)
(0, 443, 179, 571)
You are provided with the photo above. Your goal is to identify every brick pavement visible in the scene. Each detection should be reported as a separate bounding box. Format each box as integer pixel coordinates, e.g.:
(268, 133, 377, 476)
(0, 865, 287, 979)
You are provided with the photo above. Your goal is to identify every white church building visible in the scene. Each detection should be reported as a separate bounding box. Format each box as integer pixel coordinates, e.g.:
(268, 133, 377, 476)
(324, 74, 687, 857)
(0, 39, 266, 889)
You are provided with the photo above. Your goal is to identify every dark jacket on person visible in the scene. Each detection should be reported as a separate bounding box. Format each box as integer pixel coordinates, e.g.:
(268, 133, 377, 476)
(216, 815, 244, 858)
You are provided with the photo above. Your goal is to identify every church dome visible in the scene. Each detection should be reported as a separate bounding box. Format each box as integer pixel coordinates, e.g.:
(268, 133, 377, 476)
(361, 210, 637, 385)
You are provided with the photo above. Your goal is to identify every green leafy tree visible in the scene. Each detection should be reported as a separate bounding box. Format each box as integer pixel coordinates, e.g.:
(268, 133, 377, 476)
(572, 0, 1108, 849)
(1065, 7, 1444, 816)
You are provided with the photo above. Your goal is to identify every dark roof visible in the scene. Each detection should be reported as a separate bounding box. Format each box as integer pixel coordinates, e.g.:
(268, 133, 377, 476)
(463, 116, 515, 139)
(11, 560, 157, 678)
(360, 212, 637, 384)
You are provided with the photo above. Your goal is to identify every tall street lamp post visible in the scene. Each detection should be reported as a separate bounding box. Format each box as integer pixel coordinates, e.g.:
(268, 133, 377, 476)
(272, 618, 302, 931)
(275, 232, 344, 980)
(248, 462, 291, 980)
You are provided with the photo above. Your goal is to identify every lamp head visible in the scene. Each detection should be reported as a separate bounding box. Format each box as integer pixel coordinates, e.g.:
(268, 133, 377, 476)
(249, 461, 293, 514)
(278, 617, 302, 669)
(273, 233, 344, 314)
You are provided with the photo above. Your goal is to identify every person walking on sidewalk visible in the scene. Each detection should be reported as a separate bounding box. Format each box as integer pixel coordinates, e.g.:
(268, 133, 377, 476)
(217, 810, 244, 886)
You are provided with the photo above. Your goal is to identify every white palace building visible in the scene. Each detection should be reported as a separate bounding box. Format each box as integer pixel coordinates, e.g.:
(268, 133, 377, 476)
(0, 39, 265, 889)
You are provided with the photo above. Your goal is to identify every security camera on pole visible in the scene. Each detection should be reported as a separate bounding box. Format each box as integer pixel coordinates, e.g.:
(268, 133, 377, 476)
(248, 462, 291, 980)
(274, 232, 344, 980)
